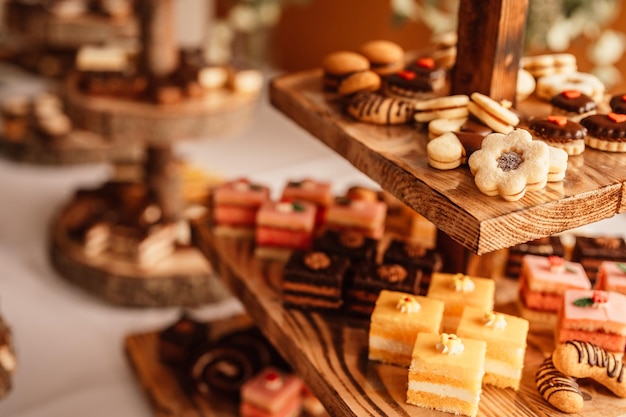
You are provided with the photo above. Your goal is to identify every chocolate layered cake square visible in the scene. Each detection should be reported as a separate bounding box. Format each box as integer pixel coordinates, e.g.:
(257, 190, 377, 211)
(345, 262, 423, 318)
(313, 229, 378, 264)
(572, 235, 626, 285)
(382, 239, 442, 291)
(282, 250, 350, 311)
(505, 236, 565, 278)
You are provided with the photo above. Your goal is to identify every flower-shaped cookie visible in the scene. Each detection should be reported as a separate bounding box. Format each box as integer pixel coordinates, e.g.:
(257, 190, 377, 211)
(468, 129, 550, 201)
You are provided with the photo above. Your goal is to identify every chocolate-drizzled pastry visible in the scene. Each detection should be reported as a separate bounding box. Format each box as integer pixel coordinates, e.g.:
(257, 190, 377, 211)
(580, 112, 626, 152)
(535, 356, 583, 413)
(346, 91, 414, 125)
(528, 115, 587, 155)
(550, 90, 597, 122)
(609, 93, 626, 114)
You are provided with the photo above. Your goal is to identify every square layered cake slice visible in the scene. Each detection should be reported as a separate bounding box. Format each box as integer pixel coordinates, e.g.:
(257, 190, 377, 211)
(456, 306, 529, 390)
(282, 249, 350, 311)
(573, 235, 626, 284)
(556, 289, 626, 355)
(212, 178, 270, 238)
(407, 332, 486, 417)
(518, 254, 591, 332)
(280, 178, 333, 227)
(368, 290, 444, 366)
(596, 260, 626, 294)
(345, 262, 423, 318)
(382, 238, 443, 292)
(255, 200, 317, 262)
(325, 196, 387, 239)
(426, 272, 495, 333)
(240, 367, 303, 417)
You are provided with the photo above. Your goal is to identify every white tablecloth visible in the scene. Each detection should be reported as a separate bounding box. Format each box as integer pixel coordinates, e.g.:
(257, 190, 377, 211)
(0, 64, 624, 417)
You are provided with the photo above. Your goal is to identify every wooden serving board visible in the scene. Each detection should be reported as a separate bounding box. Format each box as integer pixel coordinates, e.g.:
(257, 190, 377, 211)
(269, 70, 626, 255)
(190, 217, 626, 417)
(48, 198, 231, 308)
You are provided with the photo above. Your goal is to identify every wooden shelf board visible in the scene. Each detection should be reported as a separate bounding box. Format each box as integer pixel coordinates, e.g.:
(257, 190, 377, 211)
(269, 69, 626, 254)
(190, 218, 626, 417)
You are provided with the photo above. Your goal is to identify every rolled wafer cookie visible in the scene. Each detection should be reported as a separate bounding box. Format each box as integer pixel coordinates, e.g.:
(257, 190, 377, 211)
(535, 356, 583, 413)
(552, 340, 626, 398)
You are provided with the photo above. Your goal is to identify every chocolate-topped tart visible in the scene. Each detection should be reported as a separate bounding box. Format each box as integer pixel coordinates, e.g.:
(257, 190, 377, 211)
(550, 89, 597, 122)
(580, 112, 626, 152)
(384, 56, 447, 101)
(528, 115, 587, 155)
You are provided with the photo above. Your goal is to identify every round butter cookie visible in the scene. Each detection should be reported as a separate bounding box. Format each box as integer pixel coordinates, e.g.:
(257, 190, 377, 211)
(358, 40, 404, 76)
(427, 132, 465, 170)
(414, 94, 469, 123)
(516, 68, 536, 101)
(321, 51, 370, 92)
(469, 92, 519, 134)
(580, 112, 626, 152)
(521, 53, 577, 79)
(536, 71, 605, 103)
(528, 115, 587, 156)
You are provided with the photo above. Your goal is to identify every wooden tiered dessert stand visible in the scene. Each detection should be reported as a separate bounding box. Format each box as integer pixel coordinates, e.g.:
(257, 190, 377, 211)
(0, 0, 141, 165)
(48, 0, 259, 307)
(126, 0, 626, 415)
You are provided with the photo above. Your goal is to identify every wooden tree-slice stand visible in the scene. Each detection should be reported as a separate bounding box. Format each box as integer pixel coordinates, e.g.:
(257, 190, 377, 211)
(4, 1, 138, 49)
(185, 218, 626, 417)
(49, 0, 259, 306)
(0, 129, 143, 165)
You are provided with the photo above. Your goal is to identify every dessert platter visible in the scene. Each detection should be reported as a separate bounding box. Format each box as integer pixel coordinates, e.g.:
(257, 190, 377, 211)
(48, 0, 263, 307)
(269, 0, 626, 256)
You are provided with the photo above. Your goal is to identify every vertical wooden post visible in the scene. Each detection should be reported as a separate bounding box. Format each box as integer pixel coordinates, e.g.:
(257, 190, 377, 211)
(145, 145, 181, 223)
(451, 0, 529, 104)
(139, 0, 179, 78)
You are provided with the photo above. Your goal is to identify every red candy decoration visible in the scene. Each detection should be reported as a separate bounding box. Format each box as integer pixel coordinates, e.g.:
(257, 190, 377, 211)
(608, 112, 626, 123)
(592, 290, 609, 305)
(547, 115, 568, 127)
(563, 90, 581, 99)
(398, 70, 416, 80)
(416, 57, 435, 69)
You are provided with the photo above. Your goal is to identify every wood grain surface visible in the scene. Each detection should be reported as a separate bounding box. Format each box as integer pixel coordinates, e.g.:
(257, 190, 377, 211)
(190, 218, 626, 417)
(269, 69, 626, 255)
(48, 198, 231, 308)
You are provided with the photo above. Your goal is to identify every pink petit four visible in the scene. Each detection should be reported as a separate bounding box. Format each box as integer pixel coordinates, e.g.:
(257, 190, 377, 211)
(596, 261, 626, 295)
(212, 178, 270, 237)
(255, 200, 317, 261)
(325, 196, 387, 239)
(518, 254, 591, 332)
(281, 178, 333, 228)
(240, 367, 304, 417)
(556, 289, 626, 355)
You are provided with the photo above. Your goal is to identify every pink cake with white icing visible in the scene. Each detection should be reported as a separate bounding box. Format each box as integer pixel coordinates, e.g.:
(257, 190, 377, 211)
(556, 289, 626, 355)
(596, 261, 626, 295)
(240, 367, 304, 417)
(281, 179, 333, 228)
(212, 178, 270, 237)
(518, 254, 591, 331)
(255, 200, 317, 261)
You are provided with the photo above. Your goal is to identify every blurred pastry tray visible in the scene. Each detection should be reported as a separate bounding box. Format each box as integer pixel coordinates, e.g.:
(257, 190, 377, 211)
(189, 216, 626, 416)
(269, 69, 626, 255)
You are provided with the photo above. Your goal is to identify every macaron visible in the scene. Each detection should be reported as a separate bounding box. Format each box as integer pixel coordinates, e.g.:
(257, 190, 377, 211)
(337, 70, 381, 97)
(321, 51, 370, 92)
(358, 40, 404, 76)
